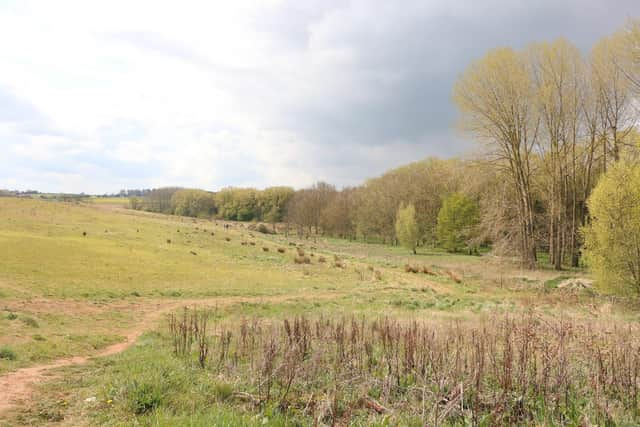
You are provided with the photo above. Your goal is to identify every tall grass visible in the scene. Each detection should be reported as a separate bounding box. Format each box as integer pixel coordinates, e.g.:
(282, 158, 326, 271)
(166, 308, 640, 425)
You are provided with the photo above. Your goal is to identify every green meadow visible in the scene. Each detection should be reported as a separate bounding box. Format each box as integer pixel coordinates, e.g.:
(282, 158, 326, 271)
(1, 198, 639, 426)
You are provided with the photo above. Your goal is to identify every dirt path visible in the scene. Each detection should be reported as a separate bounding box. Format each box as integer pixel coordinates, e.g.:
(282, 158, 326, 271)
(0, 301, 173, 416)
(0, 293, 337, 417)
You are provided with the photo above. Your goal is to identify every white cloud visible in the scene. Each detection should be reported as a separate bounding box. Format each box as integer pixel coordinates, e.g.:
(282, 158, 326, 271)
(0, 0, 638, 193)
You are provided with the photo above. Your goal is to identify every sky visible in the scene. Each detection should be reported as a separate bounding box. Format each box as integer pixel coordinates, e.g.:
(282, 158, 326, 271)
(1, 0, 639, 194)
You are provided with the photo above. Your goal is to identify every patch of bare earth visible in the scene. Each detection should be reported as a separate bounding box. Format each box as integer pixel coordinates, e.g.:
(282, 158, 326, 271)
(0, 293, 339, 417)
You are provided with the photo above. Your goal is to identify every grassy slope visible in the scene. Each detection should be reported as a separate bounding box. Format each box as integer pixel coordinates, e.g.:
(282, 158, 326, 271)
(1, 197, 637, 425)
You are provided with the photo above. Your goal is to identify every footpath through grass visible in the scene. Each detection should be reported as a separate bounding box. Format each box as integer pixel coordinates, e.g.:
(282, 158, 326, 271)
(1, 197, 639, 425)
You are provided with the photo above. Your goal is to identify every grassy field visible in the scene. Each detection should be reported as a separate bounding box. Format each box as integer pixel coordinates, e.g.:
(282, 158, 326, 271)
(1, 197, 639, 425)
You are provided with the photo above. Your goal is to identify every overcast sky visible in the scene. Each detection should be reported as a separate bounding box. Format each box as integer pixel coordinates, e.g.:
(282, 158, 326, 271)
(1, 0, 639, 193)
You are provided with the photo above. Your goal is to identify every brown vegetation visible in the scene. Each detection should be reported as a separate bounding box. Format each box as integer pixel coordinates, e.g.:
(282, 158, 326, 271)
(168, 309, 640, 424)
(294, 255, 311, 264)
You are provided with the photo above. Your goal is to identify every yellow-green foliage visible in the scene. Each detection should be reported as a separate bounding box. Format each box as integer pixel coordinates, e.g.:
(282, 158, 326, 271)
(395, 203, 419, 254)
(171, 189, 216, 218)
(584, 162, 640, 293)
(436, 192, 480, 253)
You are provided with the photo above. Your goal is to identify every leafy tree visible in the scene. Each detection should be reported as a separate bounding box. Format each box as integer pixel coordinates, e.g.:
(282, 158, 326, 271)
(453, 48, 538, 268)
(257, 186, 295, 228)
(215, 188, 258, 221)
(171, 189, 216, 218)
(353, 158, 462, 244)
(436, 193, 480, 253)
(321, 187, 357, 239)
(140, 187, 181, 214)
(583, 162, 640, 293)
(395, 203, 419, 254)
(286, 182, 336, 235)
(129, 197, 142, 210)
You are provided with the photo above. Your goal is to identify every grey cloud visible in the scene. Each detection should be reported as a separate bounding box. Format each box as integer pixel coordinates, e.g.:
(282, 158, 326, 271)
(257, 0, 640, 178)
(3, 1, 640, 193)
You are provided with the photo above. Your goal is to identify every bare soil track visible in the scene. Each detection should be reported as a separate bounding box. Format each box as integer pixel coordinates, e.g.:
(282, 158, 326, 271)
(0, 294, 323, 417)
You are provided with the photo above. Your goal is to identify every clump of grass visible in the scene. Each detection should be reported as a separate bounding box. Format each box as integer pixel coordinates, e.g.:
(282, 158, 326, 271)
(213, 382, 233, 401)
(225, 237, 231, 242)
(256, 224, 272, 234)
(294, 255, 311, 264)
(277, 248, 285, 253)
(318, 256, 326, 263)
(446, 270, 462, 283)
(544, 275, 572, 289)
(404, 264, 419, 273)
(127, 379, 165, 415)
(421, 265, 435, 275)
(0, 346, 17, 360)
(6, 312, 17, 320)
(33, 334, 46, 341)
(262, 247, 269, 252)
(20, 316, 39, 328)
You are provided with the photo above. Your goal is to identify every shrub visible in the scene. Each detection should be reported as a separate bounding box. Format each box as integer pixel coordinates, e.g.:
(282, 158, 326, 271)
(6, 312, 17, 320)
(277, 248, 285, 253)
(404, 264, 419, 273)
(262, 247, 269, 252)
(436, 192, 480, 253)
(294, 256, 311, 264)
(421, 266, 435, 275)
(446, 270, 462, 283)
(20, 316, 39, 328)
(0, 346, 17, 360)
(256, 224, 273, 234)
(583, 161, 640, 293)
(213, 383, 233, 401)
(127, 379, 165, 415)
(395, 203, 420, 254)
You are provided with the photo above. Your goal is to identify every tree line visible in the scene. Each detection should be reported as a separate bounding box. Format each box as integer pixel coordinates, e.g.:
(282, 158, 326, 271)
(130, 186, 295, 226)
(127, 20, 640, 290)
(454, 19, 640, 270)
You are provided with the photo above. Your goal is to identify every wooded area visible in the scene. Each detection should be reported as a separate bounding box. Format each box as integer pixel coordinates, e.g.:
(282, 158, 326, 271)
(129, 20, 640, 288)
